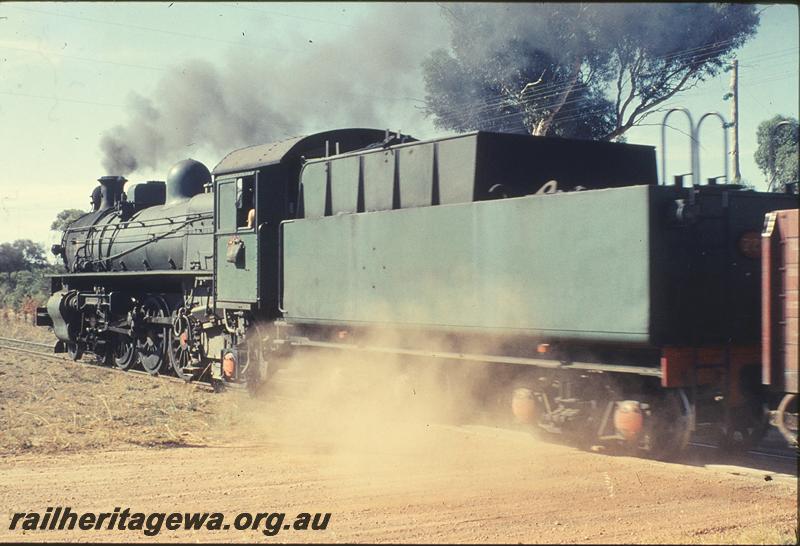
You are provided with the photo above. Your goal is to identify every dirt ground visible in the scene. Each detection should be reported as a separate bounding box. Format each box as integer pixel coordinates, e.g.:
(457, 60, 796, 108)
(1, 321, 797, 544)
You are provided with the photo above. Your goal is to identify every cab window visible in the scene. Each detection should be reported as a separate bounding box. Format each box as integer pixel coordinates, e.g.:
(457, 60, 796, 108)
(235, 176, 255, 229)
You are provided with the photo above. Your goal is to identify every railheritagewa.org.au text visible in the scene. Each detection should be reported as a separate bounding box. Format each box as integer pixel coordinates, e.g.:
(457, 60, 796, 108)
(9, 507, 331, 536)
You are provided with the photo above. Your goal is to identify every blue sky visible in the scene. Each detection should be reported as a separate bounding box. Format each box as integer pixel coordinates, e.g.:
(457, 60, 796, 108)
(0, 2, 797, 249)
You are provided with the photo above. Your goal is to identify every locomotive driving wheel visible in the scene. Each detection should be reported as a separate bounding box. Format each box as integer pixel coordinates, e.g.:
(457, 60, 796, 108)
(136, 296, 169, 375)
(168, 310, 205, 381)
(66, 341, 84, 361)
(110, 333, 137, 370)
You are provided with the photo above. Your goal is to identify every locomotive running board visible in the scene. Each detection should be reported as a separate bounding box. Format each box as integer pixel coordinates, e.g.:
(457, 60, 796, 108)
(47, 270, 213, 279)
(285, 338, 662, 377)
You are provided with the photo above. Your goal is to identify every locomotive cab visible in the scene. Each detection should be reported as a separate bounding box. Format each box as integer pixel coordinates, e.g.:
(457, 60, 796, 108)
(211, 128, 404, 315)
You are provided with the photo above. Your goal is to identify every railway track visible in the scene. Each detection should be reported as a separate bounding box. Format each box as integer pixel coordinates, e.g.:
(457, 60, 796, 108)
(4, 335, 796, 465)
(0, 335, 229, 392)
(688, 439, 797, 462)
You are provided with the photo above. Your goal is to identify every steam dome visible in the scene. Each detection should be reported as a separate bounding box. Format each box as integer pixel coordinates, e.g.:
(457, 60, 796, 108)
(165, 159, 211, 205)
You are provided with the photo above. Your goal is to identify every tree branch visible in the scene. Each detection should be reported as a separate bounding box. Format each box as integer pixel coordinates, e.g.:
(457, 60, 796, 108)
(619, 48, 650, 124)
(535, 57, 582, 135)
(605, 66, 699, 140)
(614, 54, 627, 126)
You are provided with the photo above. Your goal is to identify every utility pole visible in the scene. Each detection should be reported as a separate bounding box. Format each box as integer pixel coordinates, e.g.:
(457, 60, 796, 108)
(730, 59, 742, 184)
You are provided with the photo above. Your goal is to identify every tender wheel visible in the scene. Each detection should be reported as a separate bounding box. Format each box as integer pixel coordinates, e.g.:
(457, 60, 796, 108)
(66, 341, 83, 361)
(719, 403, 769, 452)
(168, 312, 205, 381)
(774, 394, 798, 447)
(111, 334, 137, 370)
(136, 296, 169, 375)
(643, 389, 693, 460)
(243, 321, 273, 397)
(245, 357, 270, 397)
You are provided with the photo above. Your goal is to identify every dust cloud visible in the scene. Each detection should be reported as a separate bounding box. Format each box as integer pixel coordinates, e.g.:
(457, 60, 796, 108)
(210, 324, 545, 482)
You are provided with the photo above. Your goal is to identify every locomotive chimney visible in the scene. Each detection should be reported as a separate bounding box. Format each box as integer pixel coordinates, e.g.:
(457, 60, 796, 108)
(97, 175, 127, 210)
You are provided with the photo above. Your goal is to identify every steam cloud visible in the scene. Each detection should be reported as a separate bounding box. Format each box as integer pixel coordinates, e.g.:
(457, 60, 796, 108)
(100, 4, 448, 176)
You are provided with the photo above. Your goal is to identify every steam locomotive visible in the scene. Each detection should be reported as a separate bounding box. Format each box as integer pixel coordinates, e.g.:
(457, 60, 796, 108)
(37, 128, 798, 457)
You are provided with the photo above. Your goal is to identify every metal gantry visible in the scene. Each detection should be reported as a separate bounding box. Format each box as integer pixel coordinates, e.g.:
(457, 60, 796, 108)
(661, 109, 731, 187)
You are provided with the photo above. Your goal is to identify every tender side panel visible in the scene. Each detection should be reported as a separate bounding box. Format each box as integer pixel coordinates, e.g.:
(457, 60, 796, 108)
(281, 186, 652, 344)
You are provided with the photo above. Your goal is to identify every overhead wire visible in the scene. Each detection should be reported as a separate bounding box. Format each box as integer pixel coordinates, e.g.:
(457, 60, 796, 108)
(736, 46, 799, 66)
(0, 7, 428, 108)
(3, 4, 301, 54)
(0, 89, 125, 108)
(221, 2, 358, 29)
(467, 37, 794, 120)
(0, 44, 168, 72)
(2, 6, 795, 127)
(438, 38, 794, 131)
(434, 38, 748, 123)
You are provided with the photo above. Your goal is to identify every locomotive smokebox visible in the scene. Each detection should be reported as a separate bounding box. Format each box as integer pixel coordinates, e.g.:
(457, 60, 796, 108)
(97, 175, 127, 210)
(165, 159, 211, 205)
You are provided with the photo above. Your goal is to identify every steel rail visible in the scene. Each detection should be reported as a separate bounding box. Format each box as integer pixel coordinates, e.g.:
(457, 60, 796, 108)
(0, 336, 54, 348)
(3, 337, 796, 462)
(0, 337, 233, 392)
(688, 440, 797, 462)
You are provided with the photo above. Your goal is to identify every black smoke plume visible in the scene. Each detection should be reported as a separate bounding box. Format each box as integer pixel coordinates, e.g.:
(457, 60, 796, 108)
(100, 4, 447, 176)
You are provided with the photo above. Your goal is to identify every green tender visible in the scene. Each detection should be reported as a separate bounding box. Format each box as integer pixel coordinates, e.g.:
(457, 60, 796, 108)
(281, 185, 653, 344)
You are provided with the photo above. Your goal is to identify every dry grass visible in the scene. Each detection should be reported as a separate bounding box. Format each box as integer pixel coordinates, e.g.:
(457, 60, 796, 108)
(0, 318, 233, 455)
(0, 314, 54, 343)
(715, 525, 798, 545)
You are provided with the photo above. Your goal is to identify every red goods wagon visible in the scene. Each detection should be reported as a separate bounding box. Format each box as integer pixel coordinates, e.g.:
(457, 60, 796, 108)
(762, 208, 799, 445)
